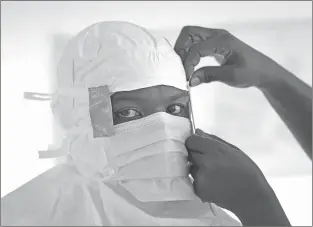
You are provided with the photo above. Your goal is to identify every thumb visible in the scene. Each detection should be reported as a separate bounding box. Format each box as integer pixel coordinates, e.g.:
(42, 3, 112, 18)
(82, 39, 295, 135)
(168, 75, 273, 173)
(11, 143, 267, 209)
(195, 128, 208, 137)
(195, 129, 214, 139)
(189, 65, 248, 87)
(196, 129, 241, 151)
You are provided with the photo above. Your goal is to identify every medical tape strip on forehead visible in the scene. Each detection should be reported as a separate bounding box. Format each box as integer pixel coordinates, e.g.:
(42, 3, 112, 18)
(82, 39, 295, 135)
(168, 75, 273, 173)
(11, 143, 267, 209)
(24, 86, 115, 139)
(58, 86, 115, 138)
(88, 85, 115, 137)
(53, 86, 115, 138)
(24, 86, 114, 159)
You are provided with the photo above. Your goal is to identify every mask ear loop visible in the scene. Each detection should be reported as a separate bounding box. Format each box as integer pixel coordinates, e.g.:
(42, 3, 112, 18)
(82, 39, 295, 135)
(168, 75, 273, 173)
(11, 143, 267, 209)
(187, 80, 196, 134)
(186, 82, 217, 216)
(187, 78, 197, 188)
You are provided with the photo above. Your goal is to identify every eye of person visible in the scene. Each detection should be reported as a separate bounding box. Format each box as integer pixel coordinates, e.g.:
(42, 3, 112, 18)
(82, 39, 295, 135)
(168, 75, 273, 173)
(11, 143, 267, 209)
(166, 104, 184, 115)
(116, 108, 142, 118)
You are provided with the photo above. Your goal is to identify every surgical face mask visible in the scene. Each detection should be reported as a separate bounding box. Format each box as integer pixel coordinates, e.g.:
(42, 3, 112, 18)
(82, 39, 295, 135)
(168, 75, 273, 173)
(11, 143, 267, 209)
(107, 112, 190, 176)
(100, 112, 198, 202)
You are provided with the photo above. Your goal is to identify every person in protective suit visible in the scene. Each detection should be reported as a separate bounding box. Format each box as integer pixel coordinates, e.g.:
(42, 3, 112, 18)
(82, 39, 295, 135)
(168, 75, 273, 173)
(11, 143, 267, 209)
(1, 21, 240, 226)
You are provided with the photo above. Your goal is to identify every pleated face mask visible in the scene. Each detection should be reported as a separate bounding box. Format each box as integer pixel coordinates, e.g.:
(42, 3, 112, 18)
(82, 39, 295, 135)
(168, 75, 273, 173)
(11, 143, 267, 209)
(24, 21, 197, 202)
(106, 111, 197, 202)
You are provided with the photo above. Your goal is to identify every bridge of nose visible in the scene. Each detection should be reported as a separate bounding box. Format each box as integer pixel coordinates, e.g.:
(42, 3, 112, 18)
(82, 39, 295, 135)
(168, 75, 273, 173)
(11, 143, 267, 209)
(141, 97, 169, 116)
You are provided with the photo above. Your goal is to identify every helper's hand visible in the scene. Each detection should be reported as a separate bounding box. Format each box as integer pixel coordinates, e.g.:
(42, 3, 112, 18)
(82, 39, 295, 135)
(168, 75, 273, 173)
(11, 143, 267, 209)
(186, 129, 269, 210)
(185, 129, 291, 226)
(174, 26, 282, 88)
(176, 26, 313, 159)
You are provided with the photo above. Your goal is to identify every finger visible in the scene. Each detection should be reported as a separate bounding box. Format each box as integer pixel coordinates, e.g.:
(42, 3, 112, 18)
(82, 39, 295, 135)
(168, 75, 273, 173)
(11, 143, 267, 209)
(206, 134, 241, 151)
(195, 128, 210, 138)
(175, 26, 220, 53)
(189, 65, 235, 86)
(174, 27, 192, 52)
(185, 135, 221, 154)
(184, 37, 228, 65)
(192, 171, 214, 203)
(185, 63, 195, 81)
(190, 65, 249, 87)
(191, 65, 254, 87)
(183, 46, 218, 80)
(184, 43, 228, 80)
(176, 36, 194, 63)
(188, 150, 205, 165)
(175, 28, 194, 59)
(190, 32, 204, 44)
(175, 27, 221, 63)
(189, 164, 200, 178)
(214, 49, 232, 65)
(195, 129, 241, 151)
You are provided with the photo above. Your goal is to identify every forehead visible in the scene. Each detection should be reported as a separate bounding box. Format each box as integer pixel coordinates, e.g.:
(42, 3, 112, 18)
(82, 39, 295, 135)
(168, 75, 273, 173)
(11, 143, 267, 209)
(111, 85, 188, 101)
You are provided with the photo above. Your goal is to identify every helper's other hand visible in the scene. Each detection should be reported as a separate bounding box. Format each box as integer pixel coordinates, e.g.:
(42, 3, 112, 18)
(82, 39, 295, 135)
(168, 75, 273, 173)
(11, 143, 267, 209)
(186, 129, 268, 210)
(185, 129, 291, 226)
(174, 26, 283, 88)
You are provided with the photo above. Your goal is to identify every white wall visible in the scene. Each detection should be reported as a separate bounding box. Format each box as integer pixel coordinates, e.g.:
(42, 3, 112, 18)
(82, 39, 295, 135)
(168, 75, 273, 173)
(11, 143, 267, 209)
(1, 1, 312, 225)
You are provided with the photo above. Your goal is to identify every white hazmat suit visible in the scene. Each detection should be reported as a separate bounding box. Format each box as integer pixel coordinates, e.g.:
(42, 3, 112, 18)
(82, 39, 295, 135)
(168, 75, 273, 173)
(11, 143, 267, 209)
(1, 21, 240, 226)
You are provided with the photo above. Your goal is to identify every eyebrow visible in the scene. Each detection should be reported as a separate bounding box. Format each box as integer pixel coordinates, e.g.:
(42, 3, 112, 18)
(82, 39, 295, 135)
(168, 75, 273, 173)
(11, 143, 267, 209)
(173, 94, 190, 103)
(111, 93, 146, 102)
(170, 90, 189, 100)
(112, 90, 189, 101)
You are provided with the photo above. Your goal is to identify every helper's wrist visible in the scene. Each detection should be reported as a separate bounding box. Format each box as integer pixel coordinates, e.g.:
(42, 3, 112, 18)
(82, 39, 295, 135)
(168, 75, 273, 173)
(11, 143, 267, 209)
(256, 61, 291, 92)
(232, 187, 290, 226)
(230, 181, 274, 213)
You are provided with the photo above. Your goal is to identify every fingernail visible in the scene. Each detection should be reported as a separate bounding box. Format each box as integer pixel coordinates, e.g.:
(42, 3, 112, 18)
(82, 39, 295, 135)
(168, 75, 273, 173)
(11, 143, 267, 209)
(190, 77, 200, 87)
(195, 128, 204, 135)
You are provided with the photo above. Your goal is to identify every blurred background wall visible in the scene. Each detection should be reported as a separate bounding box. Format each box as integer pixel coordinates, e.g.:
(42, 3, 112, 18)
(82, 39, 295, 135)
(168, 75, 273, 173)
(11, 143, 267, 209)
(1, 1, 312, 225)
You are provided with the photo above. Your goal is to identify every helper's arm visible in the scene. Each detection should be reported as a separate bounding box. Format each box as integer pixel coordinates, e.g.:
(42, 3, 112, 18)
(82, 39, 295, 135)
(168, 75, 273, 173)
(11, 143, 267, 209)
(259, 66, 312, 159)
(174, 26, 312, 159)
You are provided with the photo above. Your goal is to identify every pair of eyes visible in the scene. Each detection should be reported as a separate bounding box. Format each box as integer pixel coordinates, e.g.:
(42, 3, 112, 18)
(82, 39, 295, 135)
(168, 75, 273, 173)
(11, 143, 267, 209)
(115, 104, 184, 119)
